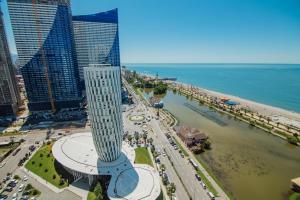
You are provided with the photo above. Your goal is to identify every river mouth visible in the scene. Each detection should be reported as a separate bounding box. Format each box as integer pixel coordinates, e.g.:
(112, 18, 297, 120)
(143, 89, 300, 200)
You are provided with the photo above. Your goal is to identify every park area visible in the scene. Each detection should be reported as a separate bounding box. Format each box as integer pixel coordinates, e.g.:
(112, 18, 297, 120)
(25, 143, 71, 188)
(134, 147, 153, 167)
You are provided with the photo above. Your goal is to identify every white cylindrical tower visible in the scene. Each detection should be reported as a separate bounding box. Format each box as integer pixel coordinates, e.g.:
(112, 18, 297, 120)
(84, 64, 123, 162)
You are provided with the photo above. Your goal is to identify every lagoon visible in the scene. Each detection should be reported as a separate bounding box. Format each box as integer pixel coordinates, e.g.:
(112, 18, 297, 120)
(143, 89, 300, 200)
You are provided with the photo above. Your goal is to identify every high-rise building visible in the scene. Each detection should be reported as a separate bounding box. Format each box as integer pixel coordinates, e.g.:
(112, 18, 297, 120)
(7, 0, 81, 111)
(84, 64, 123, 162)
(0, 7, 20, 115)
(72, 9, 120, 86)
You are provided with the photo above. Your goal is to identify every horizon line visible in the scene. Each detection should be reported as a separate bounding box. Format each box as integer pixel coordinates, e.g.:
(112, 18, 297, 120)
(122, 62, 300, 65)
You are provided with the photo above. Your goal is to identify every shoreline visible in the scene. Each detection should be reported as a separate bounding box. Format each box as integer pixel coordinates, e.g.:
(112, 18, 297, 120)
(133, 71, 300, 121)
(129, 71, 300, 143)
(171, 81, 300, 129)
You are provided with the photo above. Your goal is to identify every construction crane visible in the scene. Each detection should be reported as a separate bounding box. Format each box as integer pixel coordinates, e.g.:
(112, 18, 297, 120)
(31, 0, 56, 113)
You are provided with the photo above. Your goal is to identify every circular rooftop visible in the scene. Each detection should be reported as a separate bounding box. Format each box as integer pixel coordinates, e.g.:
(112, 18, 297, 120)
(108, 165, 161, 200)
(52, 132, 161, 200)
(52, 132, 135, 175)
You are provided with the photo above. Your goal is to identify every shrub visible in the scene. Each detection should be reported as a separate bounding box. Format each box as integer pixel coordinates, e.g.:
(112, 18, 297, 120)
(13, 175, 20, 180)
(47, 153, 51, 158)
(39, 163, 42, 167)
(25, 184, 33, 191)
(39, 153, 43, 157)
(44, 169, 48, 173)
(32, 189, 38, 195)
(46, 141, 51, 145)
(287, 136, 299, 145)
(53, 175, 56, 179)
(32, 161, 35, 165)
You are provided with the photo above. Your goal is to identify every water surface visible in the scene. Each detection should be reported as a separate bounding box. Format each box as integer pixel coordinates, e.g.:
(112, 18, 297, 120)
(127, 63, 300, 113)
(143, 90, 300, 200)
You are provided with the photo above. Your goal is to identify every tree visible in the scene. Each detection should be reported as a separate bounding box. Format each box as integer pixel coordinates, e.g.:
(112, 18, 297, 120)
(287, 136, 299, 145)
(147, 137, 153, 145)
(142, 133, 148, 141)
(25, 184, 33, 191)
(160, 164, 166, 171)
(127, 135, 133, 143)
(203, 140, 211, 150)
(134, 132, 139, 141)
(169, 183, 176, 193)
(94, 182, 104, 200)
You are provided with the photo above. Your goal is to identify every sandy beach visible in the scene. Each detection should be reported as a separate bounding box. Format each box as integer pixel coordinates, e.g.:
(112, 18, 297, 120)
(173, 81, 300, 129)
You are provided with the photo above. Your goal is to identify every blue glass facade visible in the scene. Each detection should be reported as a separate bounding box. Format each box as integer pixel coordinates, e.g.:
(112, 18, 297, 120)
(0, 8, 20, 115)
(72, 9, 120, 86)
(8, 0, 81, 111)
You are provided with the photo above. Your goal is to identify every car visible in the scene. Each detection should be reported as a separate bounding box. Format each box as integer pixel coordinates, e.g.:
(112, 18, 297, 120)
(19, 184, 24, 189)
(20, 195, 29, 200)
(23, 176, 28, 181)
(207, 192, 215, 200)
(162, 153, 166, 157)
(22, 191, 30, 196)
(201, 182, 207, 189)
(12, 179, 18, 184)
(4, 187, 13, 192)
(195, 174, 201, 181)
(18, 187, 23, 193)
(8, 182, 16, 187)
(12, 193, 18, 198)
(0, 194, 8, 199)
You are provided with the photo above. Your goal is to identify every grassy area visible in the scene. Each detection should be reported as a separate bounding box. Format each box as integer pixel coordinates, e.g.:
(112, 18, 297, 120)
(195, 156, 234, 200)
(290, 192, 300, 200)
(0, 143, 19, 157)
(172, 136, 188, 157)
(196, 169, 218, 196)
(134, 147, 153, 167)
(87, 191, 96, 200)
(25, 144, 68, 188)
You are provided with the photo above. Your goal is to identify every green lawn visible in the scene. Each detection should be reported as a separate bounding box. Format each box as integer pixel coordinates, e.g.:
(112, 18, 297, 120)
(0, 143, 19, 157)
(134, 147, 153, 167)
(25, 144, 68, 188)
(289, 192, 300, 200)
(87, 191, 96, 200)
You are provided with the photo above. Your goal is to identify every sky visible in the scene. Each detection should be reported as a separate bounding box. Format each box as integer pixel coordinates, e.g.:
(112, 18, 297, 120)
(1, 0, 300, 64)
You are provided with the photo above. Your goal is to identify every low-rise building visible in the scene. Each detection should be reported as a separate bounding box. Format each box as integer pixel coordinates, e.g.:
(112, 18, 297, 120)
(174, 125, 207, 147)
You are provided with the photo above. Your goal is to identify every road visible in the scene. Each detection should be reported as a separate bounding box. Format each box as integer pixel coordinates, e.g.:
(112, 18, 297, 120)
(124, 79, 222, 200)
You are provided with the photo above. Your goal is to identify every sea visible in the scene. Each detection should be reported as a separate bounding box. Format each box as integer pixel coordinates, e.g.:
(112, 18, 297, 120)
(126, 63, 300, 114)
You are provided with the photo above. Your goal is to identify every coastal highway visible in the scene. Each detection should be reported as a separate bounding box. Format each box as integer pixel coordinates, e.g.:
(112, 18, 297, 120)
(149, 112, 211, 200)
(124, 80, 214, 200)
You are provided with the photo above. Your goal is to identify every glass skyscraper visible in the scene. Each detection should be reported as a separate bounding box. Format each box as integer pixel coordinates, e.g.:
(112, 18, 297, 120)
(7, 0, 81, 111)
(72, 9, 120, 86)
(0, 7, 20, 115)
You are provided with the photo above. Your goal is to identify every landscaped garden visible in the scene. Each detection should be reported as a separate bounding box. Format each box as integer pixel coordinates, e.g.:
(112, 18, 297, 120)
(134, 147, 153, 167)
(25, 142, 71, 188)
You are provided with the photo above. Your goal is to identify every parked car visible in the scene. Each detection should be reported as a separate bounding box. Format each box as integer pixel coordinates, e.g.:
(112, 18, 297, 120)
(4, 187, 13, 192)
(207, 192, 215, 200)
(195, 174, 201, 181)
(0, 194, 8, 199)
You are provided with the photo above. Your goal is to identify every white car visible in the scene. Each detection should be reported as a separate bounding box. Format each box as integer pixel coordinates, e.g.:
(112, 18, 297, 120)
(19, 184, 24, 189)
(23, 175, 28, 181)
(12, 193, 18, 198)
